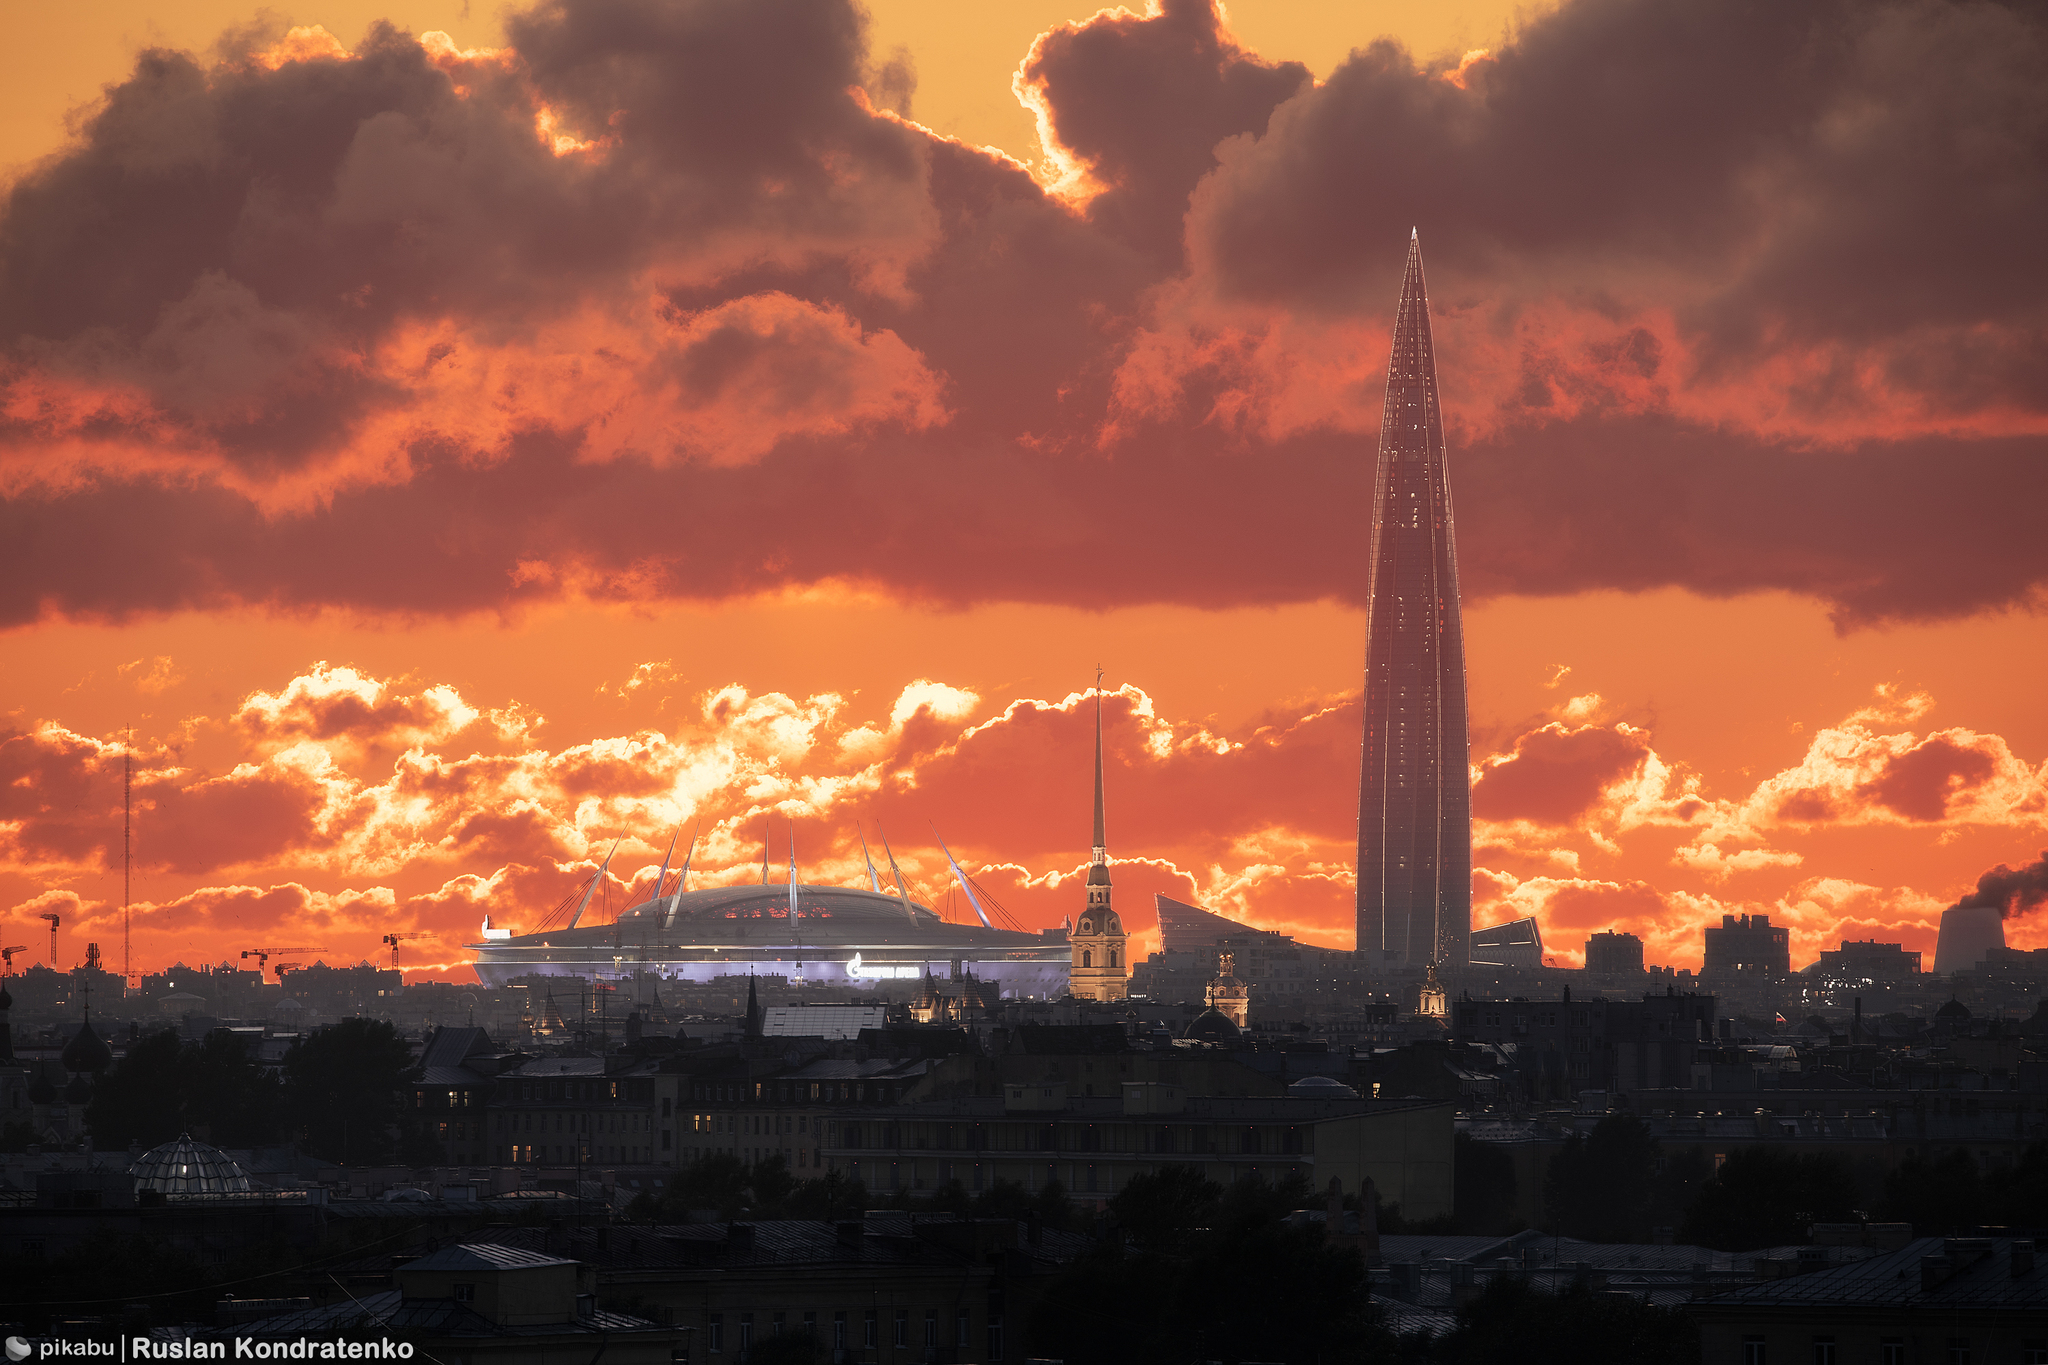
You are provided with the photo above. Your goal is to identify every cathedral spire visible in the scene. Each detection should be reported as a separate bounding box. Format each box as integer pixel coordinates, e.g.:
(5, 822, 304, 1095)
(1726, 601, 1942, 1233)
(1069, 669, 1127, 1002)
(1091, 669, 1107, 868)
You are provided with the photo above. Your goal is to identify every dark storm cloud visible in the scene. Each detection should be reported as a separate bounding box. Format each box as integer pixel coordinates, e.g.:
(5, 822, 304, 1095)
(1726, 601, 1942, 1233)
(1451, 414, 2048, 628)
(1190, 0, 2047, 319)
(0, 0, 2043, 627)
(1019, 0, 1309, 262)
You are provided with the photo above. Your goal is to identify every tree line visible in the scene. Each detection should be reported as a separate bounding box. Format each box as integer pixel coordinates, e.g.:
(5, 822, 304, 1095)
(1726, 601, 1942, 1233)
(1537, 1113, 2048, 1249)
(41, 1018, 440, 1166)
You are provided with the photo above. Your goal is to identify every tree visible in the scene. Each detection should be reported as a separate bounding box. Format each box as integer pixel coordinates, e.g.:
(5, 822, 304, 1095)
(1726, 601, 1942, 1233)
(182, 1029, 281, 1146)
(1454, 1131, 1521, 1235)
(784, 1171, 868, 1222)
(1109, 1164, 1220, 1252)
(88, 1028, 282, 1151)
(1032, 1179, 1079, 1231)
(1435, 1274, 1697, 1365)
(1992, 1140, 2048, 1230)
(281, 1018, 416, 1165)
(925, 1178, 972, 1216)
(1681, 1148, 1860, 1250)
(85, 1030, 186, 1148)
(748, 1153, 798, 1210)
(1028, 1172, 1361, 1364)
(1027, 1173, 1369, 1365)
(1544, 1114, 1662, 1242)
(1877, 1147, 1986, 1235)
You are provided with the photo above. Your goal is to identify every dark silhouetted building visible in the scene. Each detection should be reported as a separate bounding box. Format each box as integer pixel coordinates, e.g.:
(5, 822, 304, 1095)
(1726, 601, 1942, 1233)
(1810, 939, 1920, 981)
(1584, 931, 1645, 975)
(1703, 914, 1790, 979)
(1691, 1235, 2048, 1364)
(1451, 992, 1718, 1097)
(1356, 231, 1471, 970)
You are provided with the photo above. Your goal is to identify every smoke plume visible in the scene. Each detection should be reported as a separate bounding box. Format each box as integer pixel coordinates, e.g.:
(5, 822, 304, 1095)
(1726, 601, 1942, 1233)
(1956, 850, 2048, 918)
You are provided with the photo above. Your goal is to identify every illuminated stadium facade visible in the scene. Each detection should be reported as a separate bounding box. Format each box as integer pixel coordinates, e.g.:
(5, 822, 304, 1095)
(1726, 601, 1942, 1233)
(467, 882, 1073, 997)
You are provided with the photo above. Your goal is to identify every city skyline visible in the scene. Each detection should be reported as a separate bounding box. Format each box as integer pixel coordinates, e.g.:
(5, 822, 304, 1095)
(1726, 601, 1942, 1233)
(2, 0, 2044, 981)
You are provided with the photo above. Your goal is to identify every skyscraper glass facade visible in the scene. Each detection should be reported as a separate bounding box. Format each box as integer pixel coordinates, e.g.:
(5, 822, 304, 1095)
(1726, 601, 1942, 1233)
(1356, 233, 1472, 968)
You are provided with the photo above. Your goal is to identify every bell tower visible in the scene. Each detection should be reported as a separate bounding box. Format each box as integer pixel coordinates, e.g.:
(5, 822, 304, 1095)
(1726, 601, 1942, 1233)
(1069, 677, 1128, 1002)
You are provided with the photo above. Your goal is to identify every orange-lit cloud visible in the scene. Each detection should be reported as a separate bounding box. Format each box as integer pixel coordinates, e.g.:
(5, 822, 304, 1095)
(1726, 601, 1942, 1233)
(6, 659, 2045, 979)
(0, 0, 2041, 631)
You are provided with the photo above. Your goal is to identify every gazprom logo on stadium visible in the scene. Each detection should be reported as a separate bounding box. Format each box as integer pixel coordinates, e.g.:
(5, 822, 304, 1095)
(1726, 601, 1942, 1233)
(846, 953, 920, 980)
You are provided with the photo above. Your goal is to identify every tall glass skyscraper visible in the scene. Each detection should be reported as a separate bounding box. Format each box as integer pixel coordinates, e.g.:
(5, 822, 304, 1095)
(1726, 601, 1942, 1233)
(1356, 231, 1471, 969)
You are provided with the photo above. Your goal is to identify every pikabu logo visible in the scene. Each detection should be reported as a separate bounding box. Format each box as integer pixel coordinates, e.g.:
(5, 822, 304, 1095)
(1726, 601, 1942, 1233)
(7, 1338, 31, 1362)
(15, 1345, 115, 1361)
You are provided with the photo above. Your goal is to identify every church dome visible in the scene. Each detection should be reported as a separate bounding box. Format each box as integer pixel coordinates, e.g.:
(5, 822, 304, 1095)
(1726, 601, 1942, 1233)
(1937, 997, 1972, 1021)
(131, 1134, 253, 1196)
(1183, 1007, 1241, 1043)
(0, 981, 13, 1010)
(1288, 1075, 1360, 1098)
(61, 1016, 115, 1074)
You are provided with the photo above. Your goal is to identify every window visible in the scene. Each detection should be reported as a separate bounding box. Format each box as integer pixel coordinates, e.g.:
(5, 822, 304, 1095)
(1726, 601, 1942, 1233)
(1948, 1340, 1971, 1365)
(1811, 1338, 1834, 1365)
(925, 1310, 938, 1348)
(864, 1310, 877, 1349)
(956, 1311, 971, 1349)
(739, 1314, 753, 1352)
(771, 1312, 784, 1336)
(1880, 1340, 1904, 1365)
(894, 1310, 908, 1349)
(1742, 1337, 1766, 1365)
(2020, 1341, 2047, 1365)
(834, 1312, 847, 1349)
(452, 1283, 475, 1303)
(707, 1315, 722, 1354)
(987, 1317, 1004, 1361)
(802, 1312, 815, 1337)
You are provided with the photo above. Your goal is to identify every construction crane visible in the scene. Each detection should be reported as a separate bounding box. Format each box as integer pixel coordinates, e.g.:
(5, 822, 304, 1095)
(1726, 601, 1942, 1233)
(1, 945, 26, 975)
(240, 947, 330, 979)
(382, 932, 429, 970)
(37, 912, 58, 964)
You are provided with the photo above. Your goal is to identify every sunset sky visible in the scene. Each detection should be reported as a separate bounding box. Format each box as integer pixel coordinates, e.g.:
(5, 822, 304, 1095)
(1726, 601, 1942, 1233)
(2, 0, 2044, 984)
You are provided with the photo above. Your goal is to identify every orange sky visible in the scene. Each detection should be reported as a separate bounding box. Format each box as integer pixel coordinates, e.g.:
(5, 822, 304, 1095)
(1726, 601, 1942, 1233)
(2, 0, 2044, 984)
